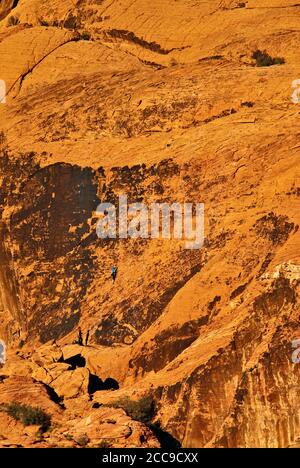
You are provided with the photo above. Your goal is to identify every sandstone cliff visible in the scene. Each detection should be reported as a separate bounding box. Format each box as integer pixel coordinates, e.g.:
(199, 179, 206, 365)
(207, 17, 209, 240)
(0, 0, 299, 448)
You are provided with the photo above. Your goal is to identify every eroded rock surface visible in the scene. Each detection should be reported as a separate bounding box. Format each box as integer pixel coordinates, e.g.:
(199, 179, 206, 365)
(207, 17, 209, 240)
(0, 0, 300, 448)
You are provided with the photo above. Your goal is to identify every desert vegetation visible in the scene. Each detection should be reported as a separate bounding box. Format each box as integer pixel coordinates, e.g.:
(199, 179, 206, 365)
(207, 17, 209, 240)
(0, 402, 51, 432)
(109, 396, 155, 424)
(252, 50, 285, 67)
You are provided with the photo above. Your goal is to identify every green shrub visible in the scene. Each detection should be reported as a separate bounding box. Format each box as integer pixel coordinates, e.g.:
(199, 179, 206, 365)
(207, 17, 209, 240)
(7, 15, 20, 27)
(98, 439, 111, 448)
(80, 31, 91, 41)
(109, 396, 155, 424)
(273, 57, 285, 65)
(241, 101, 255, 108)
(76, 434, 90, 447)
(38, 18, 49, 27)
(1, 402, 51, 431)
(252, 50, 285, 67)
(64, 15, 79, 29)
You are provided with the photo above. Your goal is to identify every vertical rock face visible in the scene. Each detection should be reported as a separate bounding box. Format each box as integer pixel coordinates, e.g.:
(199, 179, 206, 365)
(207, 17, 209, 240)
(0, 0, 300, 448)
(0, 220, 22, 339)
(0, 152, 100, 343)
(0, 1, 17, 21)
(149, 278, 300, 448)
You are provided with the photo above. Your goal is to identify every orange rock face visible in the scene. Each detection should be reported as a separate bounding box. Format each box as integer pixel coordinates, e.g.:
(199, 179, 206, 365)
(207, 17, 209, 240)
(0, 0, 300, 449)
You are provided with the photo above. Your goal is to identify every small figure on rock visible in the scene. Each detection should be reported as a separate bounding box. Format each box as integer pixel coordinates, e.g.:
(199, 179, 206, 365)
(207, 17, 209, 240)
(85, 329, 90, 346)
(111, 266, 118, 283)
(77, 327, 83, 346)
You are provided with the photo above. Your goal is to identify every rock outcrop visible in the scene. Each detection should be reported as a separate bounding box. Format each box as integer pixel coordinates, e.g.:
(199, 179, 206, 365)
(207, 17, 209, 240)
(0, 372, 159, 448)
(0, 0, 299, 448)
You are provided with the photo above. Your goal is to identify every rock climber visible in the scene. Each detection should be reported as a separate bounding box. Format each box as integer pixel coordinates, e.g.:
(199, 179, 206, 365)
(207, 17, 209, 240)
(85, 329, 90, 346)
(111, 266, 118, 283)
(77, 327, 83, 346)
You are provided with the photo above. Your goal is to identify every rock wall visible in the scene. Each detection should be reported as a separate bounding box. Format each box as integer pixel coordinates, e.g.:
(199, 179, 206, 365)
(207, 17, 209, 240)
(0, 0, 300, 448)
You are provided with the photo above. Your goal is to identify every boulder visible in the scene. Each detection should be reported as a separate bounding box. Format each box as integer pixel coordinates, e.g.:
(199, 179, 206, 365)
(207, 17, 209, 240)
(0, 375, 62, 417)
(31, 362, 71, 385)
(51, 367, 90, 399)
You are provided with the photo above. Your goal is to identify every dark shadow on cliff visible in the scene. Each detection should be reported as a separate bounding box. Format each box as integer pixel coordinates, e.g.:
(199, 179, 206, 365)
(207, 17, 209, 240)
(44, 383, 65, 409)
(88, 375, 119, 395)
(148, 423, 181, 449)
(63, 354, 86, 369)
